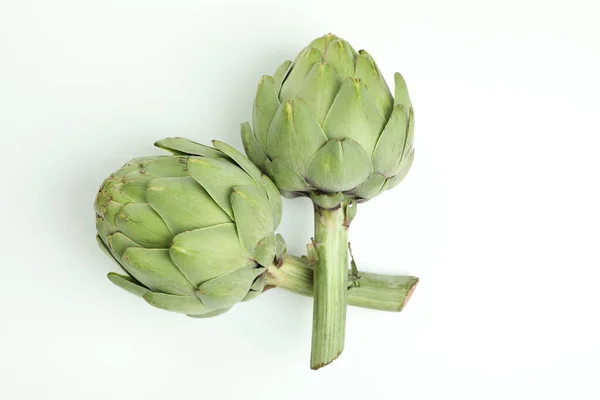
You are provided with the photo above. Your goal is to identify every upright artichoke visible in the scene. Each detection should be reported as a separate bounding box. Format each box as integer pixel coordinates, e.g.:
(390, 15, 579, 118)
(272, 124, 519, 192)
(243, 34, 415, 369)
(95, 138, 284, 317)
(242, 33, 414, 204)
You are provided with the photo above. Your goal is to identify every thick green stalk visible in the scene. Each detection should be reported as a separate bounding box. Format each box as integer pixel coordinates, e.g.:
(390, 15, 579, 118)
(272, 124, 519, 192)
(264, 255, 418, 312)
(310, 205, 348, 370)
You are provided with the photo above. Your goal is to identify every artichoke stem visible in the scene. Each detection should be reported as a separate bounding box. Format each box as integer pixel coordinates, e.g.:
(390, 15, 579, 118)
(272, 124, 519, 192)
(309, 204, 349, 370)
(264, 255, 419, 312)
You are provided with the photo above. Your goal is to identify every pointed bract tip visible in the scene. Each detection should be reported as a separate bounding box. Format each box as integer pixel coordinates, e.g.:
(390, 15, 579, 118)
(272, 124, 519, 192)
(259, 75, 274, 84)
(317, 33, 339, 42)
(394, 72, 407, 84)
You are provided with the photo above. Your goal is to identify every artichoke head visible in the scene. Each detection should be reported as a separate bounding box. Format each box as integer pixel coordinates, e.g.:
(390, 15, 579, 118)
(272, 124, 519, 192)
(242, 33, 414, 206)
(95, 138, 285, 317)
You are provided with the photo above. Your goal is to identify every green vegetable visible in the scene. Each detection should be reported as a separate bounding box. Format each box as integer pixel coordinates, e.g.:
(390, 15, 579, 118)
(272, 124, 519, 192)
(95, 138, 283, 317)
(242, 33, 415, 368)
(242, 33, 413, 201)
(95, 138, 418, 317)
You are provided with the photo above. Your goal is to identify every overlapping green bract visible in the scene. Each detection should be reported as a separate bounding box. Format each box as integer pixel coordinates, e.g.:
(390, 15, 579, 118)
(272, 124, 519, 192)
(95, 138, 284, 317)
(242, 33, 414, 204)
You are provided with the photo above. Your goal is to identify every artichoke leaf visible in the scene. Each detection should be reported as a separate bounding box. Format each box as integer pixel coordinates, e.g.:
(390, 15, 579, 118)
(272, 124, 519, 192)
(305, 138, 373, 192)
(280, 47, 323, 101)
(143, 292, 211, 315)
(295, 62, 341, 125)
(266, 158, 311, 193)
(97, 223, 136, 272)
(97, 234, 135, 275)
(323, 39, 356, 80)
(253, 234, 277, 267)
(187, 157, 255, 219)
(96, 234, 113, 259)
(121, 248, 196, 296)
(119, 181, 148, 203)
(251, 271, 266, 291)
(107, 272, 150, 298)
(107, 232, 141, 260)
(309, 191, 345, 209)
(146, 176, 231, 235)
(242, 290, 262, 302)
(95, 217, 112, 245)
(170, 223, 254, 285)
(381, 109, 413, 186)
(252, 75, 280, 151)
(241, 122, 269, 172)
(352, 173, 386, 201)
(371, 105, 409, 177)
(115, 203, 172, 248)
(322, 78, 386, 155)
(246, 267, 268, 299)
(135, 156, 190, 178)
(99, 199, 124, 225)
(393, 72, 411, 113)
(275, 233, 286, 262)
(307, 35, 331, 53)
(187, 307, 232, 318)
(272, 60, 292, 90)
(155, 137, 224, 158)
(196, 267, 258, 309)
(213, 140, 264, 188)
(355, 50, 394, 120)
(261, 175, 283, 229)
(114, 157, 156, 177)
(231, 186, 275, 257)
(267, 100, 328, 176)
(384, 148, 414, 191)
(243, 273, 266, 302)
(403, 108, 415, 160)
(103, 182, 134, 205)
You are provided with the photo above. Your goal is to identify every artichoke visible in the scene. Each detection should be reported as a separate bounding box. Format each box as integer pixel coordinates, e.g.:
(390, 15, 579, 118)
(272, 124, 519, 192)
(94, 138, 419, 318)
(242, 33, 416, 369)
(95, 138, 284, 317)
(242, 32, 414, 204)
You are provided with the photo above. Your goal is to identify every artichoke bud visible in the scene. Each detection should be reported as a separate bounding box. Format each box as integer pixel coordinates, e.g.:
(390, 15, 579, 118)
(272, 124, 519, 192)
(243, 33, 415, 203)
(95, 138, 284, 318)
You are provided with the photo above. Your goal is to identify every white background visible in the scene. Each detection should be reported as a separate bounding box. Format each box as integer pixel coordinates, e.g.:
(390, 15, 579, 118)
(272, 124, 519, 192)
(1, 1, 599, 399)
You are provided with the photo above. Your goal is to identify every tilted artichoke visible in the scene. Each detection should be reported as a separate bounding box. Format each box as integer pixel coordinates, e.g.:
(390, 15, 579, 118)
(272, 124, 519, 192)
(242, 33, 414, 205)
(95, 138, 284, 317)
(94, 138, 419, 318)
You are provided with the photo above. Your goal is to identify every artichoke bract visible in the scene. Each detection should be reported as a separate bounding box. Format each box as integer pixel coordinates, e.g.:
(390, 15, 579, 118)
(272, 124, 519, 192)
(242, 33, 414, 205)
(95, 138, 284, 317)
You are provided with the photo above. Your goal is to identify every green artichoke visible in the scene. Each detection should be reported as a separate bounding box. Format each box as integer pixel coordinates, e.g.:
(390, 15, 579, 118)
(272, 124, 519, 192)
(95, 138, 284, 317)
(242, 33, 414, 205)
(242, 33, 416, 369)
